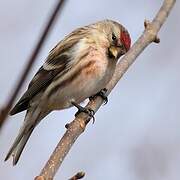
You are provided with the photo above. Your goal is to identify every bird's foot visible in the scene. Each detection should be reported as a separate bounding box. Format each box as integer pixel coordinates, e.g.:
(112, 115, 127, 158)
(89, 88, 108, 105)
(72, 102, 95, 123)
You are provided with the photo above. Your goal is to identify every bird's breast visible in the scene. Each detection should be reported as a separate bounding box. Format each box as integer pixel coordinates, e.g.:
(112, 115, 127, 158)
(46, 47, 116, 110)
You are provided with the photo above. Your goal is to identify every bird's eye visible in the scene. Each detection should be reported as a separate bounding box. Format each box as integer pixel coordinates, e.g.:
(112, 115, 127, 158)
(112, 33, 116, 41)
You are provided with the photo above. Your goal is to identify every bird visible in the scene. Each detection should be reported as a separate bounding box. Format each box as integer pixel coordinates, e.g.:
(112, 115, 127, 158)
(5, 19, 131, 165)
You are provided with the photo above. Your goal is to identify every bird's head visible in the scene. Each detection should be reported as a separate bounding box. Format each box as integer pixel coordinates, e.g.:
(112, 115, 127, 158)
(92, 20, 131, 59)
(108, 21, 131, 59)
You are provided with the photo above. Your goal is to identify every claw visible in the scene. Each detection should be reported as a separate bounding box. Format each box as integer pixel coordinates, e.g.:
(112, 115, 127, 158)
(72, 102, 95, 123)
(86, 108, 95, 123)
(98, 88, 108, 105)
(89, 88, 108, 105)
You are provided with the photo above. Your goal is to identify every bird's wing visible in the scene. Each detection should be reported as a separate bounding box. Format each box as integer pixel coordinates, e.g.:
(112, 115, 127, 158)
(10, 27, 88, 115)
(10, 57, 68, 115)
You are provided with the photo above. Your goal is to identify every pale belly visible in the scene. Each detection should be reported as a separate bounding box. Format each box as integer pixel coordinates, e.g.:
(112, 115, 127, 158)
(46, 56, 116, 110)
(53, 73, 107, 109)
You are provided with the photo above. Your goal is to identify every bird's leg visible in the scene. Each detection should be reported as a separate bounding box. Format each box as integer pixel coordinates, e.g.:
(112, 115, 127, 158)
(71, 102, 95, 123)
(89, 88, 108, 105)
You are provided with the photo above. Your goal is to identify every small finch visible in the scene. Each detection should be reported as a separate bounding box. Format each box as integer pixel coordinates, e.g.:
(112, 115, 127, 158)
(5, 19, 131, 165)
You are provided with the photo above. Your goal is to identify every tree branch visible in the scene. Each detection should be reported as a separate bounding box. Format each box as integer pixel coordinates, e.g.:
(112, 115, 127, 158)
(68, 171, 85, 180)
(35, 0, 176, 179)
(0, 0, 67, 130)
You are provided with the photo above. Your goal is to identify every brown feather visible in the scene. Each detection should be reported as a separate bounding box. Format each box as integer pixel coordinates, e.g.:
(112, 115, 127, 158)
(9, 27, 90, 116)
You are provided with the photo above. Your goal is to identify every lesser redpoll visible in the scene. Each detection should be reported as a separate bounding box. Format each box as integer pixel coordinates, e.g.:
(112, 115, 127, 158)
(5, 19, 131, 165)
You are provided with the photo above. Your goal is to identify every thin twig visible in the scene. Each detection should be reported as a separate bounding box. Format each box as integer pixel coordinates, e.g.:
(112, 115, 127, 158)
(68, 172, 85, 180)
(36, 0, 176, 179)
(0, 0, 67, 129)
(35, 171, 85, 180)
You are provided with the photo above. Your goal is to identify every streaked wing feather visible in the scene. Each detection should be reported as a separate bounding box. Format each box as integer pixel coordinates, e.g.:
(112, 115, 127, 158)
(44, 26, 88, 70)
(43, 54, 69, 71)
(10, 55, 70, 116)
(10, 67, 62, 115)
(10, 27, 88, 115)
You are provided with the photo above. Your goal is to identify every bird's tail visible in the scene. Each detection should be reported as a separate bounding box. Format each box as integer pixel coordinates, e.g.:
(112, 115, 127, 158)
(5, 105, 50, 165)
(4, 126, 34, 165)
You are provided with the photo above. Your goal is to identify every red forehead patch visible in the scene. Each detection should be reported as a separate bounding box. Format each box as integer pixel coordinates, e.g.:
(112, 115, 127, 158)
(120, 31, 131, 51)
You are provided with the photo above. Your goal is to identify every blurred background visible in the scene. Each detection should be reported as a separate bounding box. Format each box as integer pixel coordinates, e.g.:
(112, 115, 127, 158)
(0, 0, 179, 179)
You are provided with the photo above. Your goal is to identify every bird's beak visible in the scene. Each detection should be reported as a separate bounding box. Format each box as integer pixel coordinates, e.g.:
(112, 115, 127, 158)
(108, 45, 126, 59)
(108, 46, 119, 59)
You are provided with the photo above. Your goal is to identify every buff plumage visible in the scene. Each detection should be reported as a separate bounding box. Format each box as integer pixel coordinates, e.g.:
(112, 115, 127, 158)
(5, 19, 131, 165)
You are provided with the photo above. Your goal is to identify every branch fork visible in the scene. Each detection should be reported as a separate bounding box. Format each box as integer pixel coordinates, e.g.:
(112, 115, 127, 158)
(144, 19, 160, 43)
